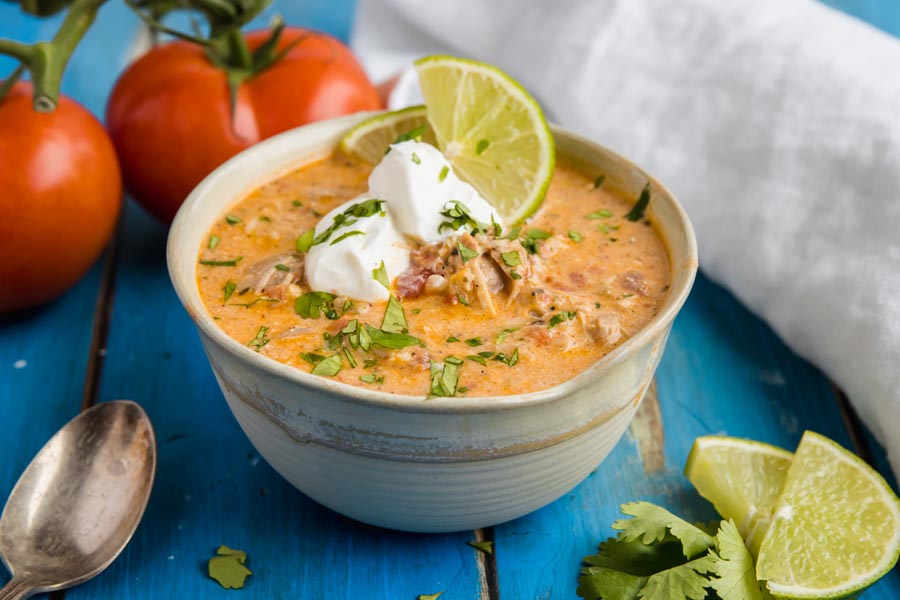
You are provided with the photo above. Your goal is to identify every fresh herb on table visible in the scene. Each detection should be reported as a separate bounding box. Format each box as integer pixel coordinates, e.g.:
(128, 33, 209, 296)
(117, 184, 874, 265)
(199, 257, 242, 267)
(208, 545, 252, 590)
(416, 593, 443, 600)
(577, 503, 763, 600)
(468, 540, 494, 555)
(208, 234, 220, 250)
(625, 182, 651, 222)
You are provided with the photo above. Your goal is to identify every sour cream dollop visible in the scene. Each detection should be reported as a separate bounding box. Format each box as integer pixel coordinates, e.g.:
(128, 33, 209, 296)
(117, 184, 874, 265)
(304, 140, 503, 302)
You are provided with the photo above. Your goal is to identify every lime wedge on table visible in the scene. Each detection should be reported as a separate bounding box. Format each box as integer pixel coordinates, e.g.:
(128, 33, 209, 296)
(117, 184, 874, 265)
(341, 57, 555, 224)
(685, 435, 793, 556)
(756, 431, 900, 599)
(339, 105, 435, 163)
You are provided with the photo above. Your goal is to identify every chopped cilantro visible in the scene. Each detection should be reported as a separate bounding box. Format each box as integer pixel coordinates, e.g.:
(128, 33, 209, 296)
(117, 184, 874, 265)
(342, 347, 357, 368)
(499, 226, 522, 240)
(411, 308, 421, 315)
(225, 215, 241, 225)
(200, 257, 242, 267)
(625, 182, 651, 221)
(247, 326, 269, 351)
(208, 545, 252, 590)
(311, 354, 342, 376)
(366, 324, 424, 349)
(447, 336, 460, 343)
(429, 358, 462, 397)
(381, 295, 408, 333)
(295, 291, 336, 319)
(360, 373, 384, 384)
(476, 139, 490, 155)
(295, 229, 314, 253)
(330, 230, 365, 245)
(208, 235, 220, 250)
(467, 355, 487, 366)
(458, 241, 479, 263)
(501, 251, 521, 267)
(457, 294, 470, 306)
(259, 215, 271, 222)
(411, 152, 422, 165)
(394, 124, 427, 144)
(363, 359, 378, 368)
(568, 230, 583, 242)
(300, 352, 326, 365)
(228, 297, 278, 308)
(372, 260, 390, 290)
(586, 209, 613, 219)
(496, 327, 519, 345)
(438, 200, 489, 234)
(468, 540, 494, 555)
(291, 199, 303, 208)
(510, 271, 522, 279)
(465, 338, 482, 347)
(313, 199, 385, 246)
(507, 348, 520, 367)
(549, 311, 576, 328)
(594, 175, 606, 188)
(438, 165, 449, 182)
(274, 263, 290, 272)
(417, 594, 443, 600)
(223, 281, 236, 303)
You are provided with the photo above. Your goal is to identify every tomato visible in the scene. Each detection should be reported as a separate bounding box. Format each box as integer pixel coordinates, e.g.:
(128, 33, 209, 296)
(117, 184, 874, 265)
(0, 82, 121, 313)
(106, 28, 382, 223)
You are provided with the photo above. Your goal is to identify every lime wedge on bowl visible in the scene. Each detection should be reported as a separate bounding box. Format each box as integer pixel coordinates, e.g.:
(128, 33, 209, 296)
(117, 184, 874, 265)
(756, 431, 900, 599)
(414, 55, 554, 224)
(340, 105, 434, 163)
(686, 435, 793, 556)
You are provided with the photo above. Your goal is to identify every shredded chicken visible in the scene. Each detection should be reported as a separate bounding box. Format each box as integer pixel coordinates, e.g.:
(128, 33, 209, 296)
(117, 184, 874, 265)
(238, 252, 304, 295)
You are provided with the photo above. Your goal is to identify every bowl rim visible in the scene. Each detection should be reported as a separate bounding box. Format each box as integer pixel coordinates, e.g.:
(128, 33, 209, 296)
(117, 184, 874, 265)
(168, 113, 698, 414)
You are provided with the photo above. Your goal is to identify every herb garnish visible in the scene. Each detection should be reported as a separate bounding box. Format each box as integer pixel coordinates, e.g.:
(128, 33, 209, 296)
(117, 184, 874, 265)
(568, 230, 583, 242)
(467, 355, 487, 366)
(411, 152, 422, 165)
(476, 139, 490, 155)
(438, 200, 488, 234)
(417, 593, 443, 600)
(291, 199, 303, 208)
(295, 229, 314, 253)
(311, 354, 342, 376)
(520, 229, 551, 254)
(381, 295, 408, 333)
(342, 347, 357, 368)
(228, 297, 278, 309)
(430, 357, 462, 397)
(465, 338, 482, 347)
(295, 291, 337, 319)
(394, 125, 427, 144)
(501, 251, 521, 267)
(199, 257, 243, 267)
(496, 327, 519, 345)
(372, 260, 390, 290)
(594, 175, 606, 188)
(625, 182, 651, 222)
(366, 324, 425, 349)
(274, 263, 290, 272)
(458, 241, 479, 263)
(208, 235, 220, 250)
(330, 230, 365, 245)
(586, 209, 613, 220)
(225, 215, 241, 225)
(457, 294, 470, 306)
(300, 352, 326, 365)
(438, 165, 449, 182)
(549, 311, 577, 328)
(313, 199, 386, 246)
(360, 373, 384, 384)
(247, 326, 269, 351)
(223, 281, 236, 303)
(447, 336, 460, 343)
(208, 545, 252, 590)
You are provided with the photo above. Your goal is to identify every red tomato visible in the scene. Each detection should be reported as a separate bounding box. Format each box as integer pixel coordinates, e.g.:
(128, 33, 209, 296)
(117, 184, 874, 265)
(106, 28, 382, 223)
(0, 82, 121, 312)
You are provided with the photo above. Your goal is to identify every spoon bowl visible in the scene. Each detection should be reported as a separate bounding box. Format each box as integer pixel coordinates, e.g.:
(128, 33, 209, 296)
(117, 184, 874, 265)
(0, 401, 155, 599)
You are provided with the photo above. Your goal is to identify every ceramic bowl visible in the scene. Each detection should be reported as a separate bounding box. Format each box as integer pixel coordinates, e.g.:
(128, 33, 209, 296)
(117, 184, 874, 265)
(168, 112, 698, 533)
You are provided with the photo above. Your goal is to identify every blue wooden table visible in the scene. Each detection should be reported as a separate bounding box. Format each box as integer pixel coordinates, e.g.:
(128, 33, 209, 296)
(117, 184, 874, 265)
(2, 1, 899, 598)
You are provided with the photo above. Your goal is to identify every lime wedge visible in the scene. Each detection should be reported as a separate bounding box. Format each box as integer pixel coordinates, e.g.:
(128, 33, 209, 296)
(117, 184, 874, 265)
(756, 431, 900, 599)
(414, 55, 554, 224)
(685, 436, 793, 556)
(340, 105, 435, 164)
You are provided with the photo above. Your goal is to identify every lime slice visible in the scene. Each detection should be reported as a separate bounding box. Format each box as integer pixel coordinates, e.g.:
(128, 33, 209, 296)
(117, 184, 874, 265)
(685, 436, 793, 556)
(756, 431, 900, 599)
(414, 55, 555, 224)
(340, 105, 435, 164)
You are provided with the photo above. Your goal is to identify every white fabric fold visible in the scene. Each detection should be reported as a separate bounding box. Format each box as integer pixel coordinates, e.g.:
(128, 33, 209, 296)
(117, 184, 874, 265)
(352, 0, 900, 481)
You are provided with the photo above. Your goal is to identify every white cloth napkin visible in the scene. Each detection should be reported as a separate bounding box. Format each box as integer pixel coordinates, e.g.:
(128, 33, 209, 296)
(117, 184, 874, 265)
(351, 0, 900, 482)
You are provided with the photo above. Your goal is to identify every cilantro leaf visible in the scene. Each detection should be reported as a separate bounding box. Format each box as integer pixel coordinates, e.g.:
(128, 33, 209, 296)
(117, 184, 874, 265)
(577, 566, 647, 600)
(417, 593, 443, 600)
(639, 555, 717, 600)
(624, 182, 651, 221)
(365, 324, 424, 349)
(612, 502, 716, 559)
(709, 520, 764, 600)
(311, 354, 342, 376)
(458, 241, 479, 263)
(372, 260, 390, 290)
(584, 536, 690, 577)
(467, 540, 493, 555)
(208, 545, 252, 590)
(381, 295, 408, 333)
(295, 291, 336, 319)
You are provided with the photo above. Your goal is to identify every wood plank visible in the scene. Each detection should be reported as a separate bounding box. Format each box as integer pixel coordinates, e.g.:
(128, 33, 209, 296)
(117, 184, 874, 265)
(492, 273, 900, 599)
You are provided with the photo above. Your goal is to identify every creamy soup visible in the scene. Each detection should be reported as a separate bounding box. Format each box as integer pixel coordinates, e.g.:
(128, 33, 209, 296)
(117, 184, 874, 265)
(198, 152, 670, 397)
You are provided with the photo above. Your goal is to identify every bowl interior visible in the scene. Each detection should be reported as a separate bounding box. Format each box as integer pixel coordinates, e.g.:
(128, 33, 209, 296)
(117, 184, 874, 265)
(167, 112, 698, 412)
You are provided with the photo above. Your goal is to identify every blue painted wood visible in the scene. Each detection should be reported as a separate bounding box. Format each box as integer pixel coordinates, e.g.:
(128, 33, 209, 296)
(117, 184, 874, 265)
(493, 274, 900, 599)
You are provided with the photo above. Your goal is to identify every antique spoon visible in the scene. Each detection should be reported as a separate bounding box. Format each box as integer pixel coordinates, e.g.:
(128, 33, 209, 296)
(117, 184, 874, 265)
(0, 401, 156, 600)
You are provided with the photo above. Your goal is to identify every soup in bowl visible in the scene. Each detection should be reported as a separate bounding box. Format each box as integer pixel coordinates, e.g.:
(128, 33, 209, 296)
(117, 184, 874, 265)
(167, 112, 697, 532)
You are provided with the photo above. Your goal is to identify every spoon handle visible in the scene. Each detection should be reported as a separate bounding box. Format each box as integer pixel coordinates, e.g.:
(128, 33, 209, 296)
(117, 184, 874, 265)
(0, 578, 34, 600)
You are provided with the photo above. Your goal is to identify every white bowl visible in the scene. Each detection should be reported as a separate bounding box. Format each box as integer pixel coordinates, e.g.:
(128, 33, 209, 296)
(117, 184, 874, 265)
(168, 112, 698, 532)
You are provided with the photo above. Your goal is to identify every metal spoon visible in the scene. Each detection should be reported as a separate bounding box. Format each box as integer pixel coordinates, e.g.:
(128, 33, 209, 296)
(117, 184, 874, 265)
(0, 401, 156, 600)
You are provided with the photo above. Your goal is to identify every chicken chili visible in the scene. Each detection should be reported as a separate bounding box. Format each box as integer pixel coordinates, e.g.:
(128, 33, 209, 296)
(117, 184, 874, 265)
(197, 153, 670, 397)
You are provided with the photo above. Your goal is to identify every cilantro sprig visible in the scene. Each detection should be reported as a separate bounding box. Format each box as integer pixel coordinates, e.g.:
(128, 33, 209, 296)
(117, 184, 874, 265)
(577, 503, 764, 600)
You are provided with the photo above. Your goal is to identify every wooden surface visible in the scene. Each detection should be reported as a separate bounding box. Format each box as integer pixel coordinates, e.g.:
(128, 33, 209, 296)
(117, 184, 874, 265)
(2, 1, 899, 598)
